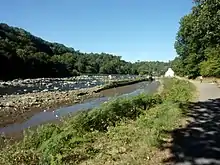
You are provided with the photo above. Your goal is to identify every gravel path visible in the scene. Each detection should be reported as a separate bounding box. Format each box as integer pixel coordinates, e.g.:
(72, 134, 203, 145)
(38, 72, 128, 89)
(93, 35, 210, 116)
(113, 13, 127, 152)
(194, 81, 220, 101)
(165, 81, 220, 165)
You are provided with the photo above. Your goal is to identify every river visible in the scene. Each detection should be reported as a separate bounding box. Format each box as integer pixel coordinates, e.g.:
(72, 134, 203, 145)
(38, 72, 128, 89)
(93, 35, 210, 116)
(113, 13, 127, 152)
(0, 80, 159, 137)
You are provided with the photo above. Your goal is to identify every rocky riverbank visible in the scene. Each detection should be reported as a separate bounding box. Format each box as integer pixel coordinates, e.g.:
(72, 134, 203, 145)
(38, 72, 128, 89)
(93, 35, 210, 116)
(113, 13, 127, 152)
(0, 78, 149, 128)
(0, 75, 141, 95)
(0, 86, 101, 127)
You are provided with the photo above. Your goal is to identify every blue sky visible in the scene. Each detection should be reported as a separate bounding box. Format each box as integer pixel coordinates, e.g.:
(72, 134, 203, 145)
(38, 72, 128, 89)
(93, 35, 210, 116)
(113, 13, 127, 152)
(0, 0, 193, 62)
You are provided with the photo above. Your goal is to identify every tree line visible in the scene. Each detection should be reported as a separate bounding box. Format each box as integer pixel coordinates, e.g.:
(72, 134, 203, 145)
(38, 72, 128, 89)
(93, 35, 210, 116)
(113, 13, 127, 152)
(172, 0, 220, 78)
(0, 23, 170, 80)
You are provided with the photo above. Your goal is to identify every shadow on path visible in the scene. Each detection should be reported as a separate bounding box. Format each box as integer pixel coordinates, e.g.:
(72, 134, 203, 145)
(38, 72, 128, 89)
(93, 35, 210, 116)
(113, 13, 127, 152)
(163, 98, 220, 165)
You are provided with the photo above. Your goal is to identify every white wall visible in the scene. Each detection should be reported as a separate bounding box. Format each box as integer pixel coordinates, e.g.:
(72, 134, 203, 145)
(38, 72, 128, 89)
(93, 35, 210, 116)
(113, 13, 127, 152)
(165, 68, 174, 77)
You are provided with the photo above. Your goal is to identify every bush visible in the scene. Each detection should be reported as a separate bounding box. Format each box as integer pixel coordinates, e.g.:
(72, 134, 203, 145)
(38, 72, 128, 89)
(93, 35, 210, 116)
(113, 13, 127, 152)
(71, 93, 162, 132)
(161, 78, 195, 102)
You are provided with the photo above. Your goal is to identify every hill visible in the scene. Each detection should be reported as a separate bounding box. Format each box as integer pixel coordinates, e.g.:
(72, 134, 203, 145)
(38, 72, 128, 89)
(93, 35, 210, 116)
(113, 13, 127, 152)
(0, 23, 170, 80)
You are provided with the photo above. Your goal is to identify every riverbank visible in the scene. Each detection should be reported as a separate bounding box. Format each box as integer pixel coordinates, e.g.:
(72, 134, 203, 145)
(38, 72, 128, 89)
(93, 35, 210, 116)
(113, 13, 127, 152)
(0, 78, 195, 165)
(0, 78, 149, 128)
(0, 75, 143, 95)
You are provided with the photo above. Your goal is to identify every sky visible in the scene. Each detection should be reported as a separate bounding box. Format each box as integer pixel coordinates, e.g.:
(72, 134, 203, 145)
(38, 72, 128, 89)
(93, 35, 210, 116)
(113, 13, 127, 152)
(0, 0, 193, 62)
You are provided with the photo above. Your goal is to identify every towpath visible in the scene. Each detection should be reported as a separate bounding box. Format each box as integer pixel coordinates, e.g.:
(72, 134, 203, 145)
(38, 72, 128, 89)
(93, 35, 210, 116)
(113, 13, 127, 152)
(165, 81, 220, 165)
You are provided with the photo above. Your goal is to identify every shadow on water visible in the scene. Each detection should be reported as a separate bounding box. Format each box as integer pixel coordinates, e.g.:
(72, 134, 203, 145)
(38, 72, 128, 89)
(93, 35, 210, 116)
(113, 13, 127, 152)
(0, 81, 159, 136)
(162, 98, 220, 165)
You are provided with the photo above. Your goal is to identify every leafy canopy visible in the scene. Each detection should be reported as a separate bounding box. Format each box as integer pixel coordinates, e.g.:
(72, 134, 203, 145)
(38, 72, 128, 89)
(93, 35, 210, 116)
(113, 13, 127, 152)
(172, 0, 220, 78)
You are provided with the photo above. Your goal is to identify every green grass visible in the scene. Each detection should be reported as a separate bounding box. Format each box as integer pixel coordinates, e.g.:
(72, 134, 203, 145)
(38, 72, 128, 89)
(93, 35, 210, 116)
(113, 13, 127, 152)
(0, 78, 195, 165)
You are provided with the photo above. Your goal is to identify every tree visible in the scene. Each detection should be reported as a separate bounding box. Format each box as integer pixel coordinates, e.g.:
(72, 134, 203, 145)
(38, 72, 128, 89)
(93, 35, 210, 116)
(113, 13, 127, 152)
(174, 0, 220, 78)
(200, 47, 220, 77)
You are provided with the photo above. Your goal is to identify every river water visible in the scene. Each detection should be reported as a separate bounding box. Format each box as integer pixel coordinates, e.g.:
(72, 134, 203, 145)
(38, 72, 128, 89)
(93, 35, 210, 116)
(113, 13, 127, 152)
(0, 81, 159, 136)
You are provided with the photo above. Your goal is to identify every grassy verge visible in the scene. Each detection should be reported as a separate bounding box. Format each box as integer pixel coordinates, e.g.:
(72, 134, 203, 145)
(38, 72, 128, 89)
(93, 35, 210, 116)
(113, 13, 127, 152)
(0, 78, 195, 165)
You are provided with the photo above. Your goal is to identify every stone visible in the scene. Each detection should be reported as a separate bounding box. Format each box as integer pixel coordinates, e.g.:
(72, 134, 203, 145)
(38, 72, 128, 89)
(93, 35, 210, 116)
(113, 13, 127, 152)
(5, 102, 14, 107)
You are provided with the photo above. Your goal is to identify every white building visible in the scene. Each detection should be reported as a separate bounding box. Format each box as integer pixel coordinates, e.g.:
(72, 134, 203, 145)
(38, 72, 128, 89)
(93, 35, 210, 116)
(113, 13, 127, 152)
(164, 68, 175, 77)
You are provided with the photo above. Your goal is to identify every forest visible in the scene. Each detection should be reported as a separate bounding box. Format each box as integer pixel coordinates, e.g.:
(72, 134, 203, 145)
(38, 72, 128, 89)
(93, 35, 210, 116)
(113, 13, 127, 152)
(172, 0, 220, 78)
(0, 23, 170, 80)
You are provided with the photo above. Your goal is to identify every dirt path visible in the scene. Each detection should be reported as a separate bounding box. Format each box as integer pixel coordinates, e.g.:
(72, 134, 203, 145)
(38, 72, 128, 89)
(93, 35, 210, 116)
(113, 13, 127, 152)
(164, 81, 220, 165)
(194, 81, 220, 101)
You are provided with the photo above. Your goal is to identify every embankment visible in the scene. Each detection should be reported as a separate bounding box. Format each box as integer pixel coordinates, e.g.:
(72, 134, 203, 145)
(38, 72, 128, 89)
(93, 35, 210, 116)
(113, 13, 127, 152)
(94, 78, 150, 92)
(0, 78, 195, 165)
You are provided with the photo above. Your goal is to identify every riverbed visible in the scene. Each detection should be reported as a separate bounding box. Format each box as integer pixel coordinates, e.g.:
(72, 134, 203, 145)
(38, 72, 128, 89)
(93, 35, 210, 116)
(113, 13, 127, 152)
(0, 75, 140, 95)
(0, 77, 149, 128)
(0, 80, 159, 137)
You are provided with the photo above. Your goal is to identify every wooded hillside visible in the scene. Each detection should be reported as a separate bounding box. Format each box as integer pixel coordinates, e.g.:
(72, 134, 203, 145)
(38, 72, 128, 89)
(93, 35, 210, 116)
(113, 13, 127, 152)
(0, 23, 170, 80)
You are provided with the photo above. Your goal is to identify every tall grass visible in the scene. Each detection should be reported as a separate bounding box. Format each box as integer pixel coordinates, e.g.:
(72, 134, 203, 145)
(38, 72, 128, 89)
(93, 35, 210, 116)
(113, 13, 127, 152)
(0, 78, 195, 165)
(161, 78, 195, 102)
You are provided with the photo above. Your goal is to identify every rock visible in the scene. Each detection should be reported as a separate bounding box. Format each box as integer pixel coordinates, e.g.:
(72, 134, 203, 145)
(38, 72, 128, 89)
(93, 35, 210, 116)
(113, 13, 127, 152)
(46, 83, 53, 88)
(77, 91, 88, 96)
(29, 102, 39, 106)
(2, 83, 9, 86)
(45, 98, 51, 101)
(5, 102, 14, 107)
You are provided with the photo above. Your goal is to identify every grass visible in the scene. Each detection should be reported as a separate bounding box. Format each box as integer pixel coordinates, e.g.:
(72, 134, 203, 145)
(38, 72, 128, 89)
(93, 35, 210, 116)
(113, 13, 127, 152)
(0, 78, 195, 165)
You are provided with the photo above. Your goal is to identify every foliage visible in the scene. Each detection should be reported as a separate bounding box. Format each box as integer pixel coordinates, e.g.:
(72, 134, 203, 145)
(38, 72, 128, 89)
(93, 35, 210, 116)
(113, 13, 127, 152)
(133, 61, 171, 76)
(199, 46, 220, 77)
(173, 0, 220, 78)
(0, 78, 195, 164)
(70, 94, 162, 133)
(0, 23, 170, 80)
(161, 78, 196, 102)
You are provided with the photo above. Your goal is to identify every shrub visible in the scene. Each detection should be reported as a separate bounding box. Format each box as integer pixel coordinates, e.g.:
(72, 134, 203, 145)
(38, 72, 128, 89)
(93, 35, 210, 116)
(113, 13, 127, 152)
(71, 93, 162, 132)
(161, 78, 195, 102)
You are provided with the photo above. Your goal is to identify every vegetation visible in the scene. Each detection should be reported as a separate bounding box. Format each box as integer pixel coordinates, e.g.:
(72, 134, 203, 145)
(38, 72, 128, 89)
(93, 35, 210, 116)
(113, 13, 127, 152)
(0, 78, 195, 165)
(172, 0, 220, 78)
(0, 23, 170, 80)
(94, 78, 150, 93)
